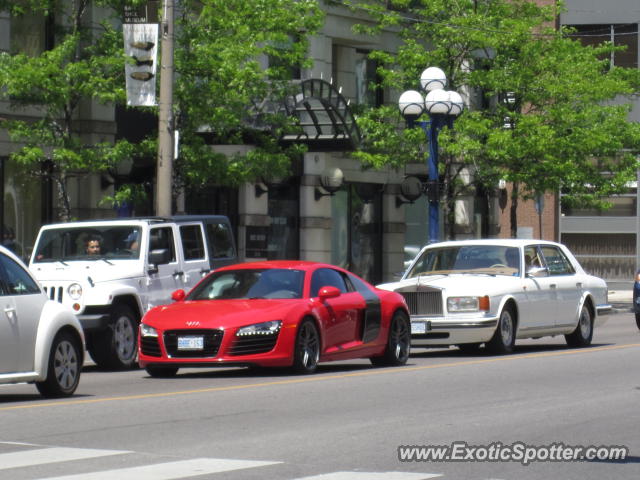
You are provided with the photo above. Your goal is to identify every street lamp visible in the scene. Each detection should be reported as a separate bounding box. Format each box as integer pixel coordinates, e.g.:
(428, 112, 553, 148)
(398, 67, 463, 244)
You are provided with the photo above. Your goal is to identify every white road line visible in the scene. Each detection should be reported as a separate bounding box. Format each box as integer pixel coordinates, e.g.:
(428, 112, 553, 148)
(38, 458, 282, 480)
(295, 472, 443, 480)
(0, 447, 130, 470)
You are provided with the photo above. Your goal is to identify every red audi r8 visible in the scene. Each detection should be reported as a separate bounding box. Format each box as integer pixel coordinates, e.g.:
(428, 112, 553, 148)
(138, 261, 411, 376)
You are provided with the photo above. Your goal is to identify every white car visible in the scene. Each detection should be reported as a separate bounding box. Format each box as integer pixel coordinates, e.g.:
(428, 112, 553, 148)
(0, 245, 84, 397)
(377, 239, 611, 353)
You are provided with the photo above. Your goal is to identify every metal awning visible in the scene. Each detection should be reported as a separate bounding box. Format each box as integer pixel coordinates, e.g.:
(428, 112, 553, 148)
(280, 79, 362, 151)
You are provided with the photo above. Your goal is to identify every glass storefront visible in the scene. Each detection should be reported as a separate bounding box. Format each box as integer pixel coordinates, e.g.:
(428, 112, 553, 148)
(331, 183, 383, 284)
(1, 157, 43, 261)
(267, 179, 300, 260)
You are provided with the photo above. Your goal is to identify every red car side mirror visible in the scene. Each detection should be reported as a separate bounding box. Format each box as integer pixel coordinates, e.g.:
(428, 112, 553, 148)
(318, 286, 341, 301)
(171, 289, 186, 302)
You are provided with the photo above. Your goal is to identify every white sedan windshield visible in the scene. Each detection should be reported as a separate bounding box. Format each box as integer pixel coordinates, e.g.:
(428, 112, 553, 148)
(406, 245, 521, 278)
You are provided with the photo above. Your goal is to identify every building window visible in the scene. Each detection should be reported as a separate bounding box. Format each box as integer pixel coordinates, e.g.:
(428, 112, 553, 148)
(561, 190, 637, 217)
(1, 157, 43, 260)
(566, 24, 638, 69)
(355, 50, 383, 107)
(10, 11, 50, 56)
(267, 36, 301, 80)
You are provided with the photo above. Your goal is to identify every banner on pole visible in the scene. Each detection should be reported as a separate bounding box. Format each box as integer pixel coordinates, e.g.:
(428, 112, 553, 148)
(123, 23, 158, 107)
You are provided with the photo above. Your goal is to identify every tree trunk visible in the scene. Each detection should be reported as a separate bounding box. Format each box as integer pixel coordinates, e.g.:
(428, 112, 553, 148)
(55, 172, 72, 222)
(510, 181, 519, 238)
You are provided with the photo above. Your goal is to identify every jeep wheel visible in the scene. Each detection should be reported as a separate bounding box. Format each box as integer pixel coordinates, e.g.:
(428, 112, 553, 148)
(89, 305, 139, 370)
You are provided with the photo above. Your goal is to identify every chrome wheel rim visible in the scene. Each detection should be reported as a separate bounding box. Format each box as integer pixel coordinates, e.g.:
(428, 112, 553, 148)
(500, 311, 513, 346)
(114, 316, 136, 362)
(579, 307, 591, 339)
(54, 340, 79, 390)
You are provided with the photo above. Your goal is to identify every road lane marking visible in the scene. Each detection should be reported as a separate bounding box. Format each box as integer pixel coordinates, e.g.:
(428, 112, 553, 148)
(37, 458, 281, 480)
(1, 342, 639, 411)
(0, 447, 130, 470)
(296, 472, 442, 479)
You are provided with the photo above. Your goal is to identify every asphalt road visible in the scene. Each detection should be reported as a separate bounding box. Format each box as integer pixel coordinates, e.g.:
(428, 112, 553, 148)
(1, 313, 639, 480)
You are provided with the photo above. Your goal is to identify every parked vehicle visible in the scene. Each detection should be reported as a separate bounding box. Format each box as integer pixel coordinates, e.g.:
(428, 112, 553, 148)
(633, 272, 640, 330)
(377, 239, 611, 353)
(28, 216, 237, 369)
(138, 261, 410, 376)
(0, 245, 84, 397)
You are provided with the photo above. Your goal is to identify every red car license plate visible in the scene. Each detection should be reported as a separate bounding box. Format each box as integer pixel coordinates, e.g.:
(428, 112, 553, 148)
(177, 336, 204, 350)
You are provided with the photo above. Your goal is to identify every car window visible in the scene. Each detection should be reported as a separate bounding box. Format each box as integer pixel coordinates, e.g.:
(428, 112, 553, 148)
(310, 268, 348, 297)
(149, 227, 176, 263)
(348, 273, 372, 295)
(540, 246, 575, 275)
(32, 226, 142, 261)
(0, 252, 41, 296)
(524, 246, 543, 270)
(206, 222, 236, 259)
(188, 269, 304, 300)
(180, 225, 205, 261)
(405, 245, 520, 278)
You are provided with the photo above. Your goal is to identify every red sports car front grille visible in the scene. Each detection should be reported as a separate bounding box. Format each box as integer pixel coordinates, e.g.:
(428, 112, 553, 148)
(163, 329, 224, 358)
(228, 333, 279, 356)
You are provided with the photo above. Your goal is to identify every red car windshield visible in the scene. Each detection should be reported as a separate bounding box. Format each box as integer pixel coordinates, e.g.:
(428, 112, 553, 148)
(188, 269, 305, 300)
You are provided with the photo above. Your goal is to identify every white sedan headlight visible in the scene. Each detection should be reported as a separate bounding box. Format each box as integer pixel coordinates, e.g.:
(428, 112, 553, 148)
(67, 283, 83, 300)
(447, 296, 490, 312)
(140, 323, 158, 337)
(236, 320, 282, 337)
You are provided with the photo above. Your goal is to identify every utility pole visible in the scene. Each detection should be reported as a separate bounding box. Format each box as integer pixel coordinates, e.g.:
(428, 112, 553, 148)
(155, 0, 174, 216)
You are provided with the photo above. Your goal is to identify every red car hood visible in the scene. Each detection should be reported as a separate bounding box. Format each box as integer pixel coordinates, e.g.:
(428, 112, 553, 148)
(144, 299, 303, 329)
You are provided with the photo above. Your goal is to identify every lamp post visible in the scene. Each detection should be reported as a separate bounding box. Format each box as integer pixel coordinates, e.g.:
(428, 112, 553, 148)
(398, 67, 463, 244)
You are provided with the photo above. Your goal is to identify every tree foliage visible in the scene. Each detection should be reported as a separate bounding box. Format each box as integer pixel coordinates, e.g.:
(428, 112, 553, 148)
(345, 0, 640, 238)
(0, 0, 323, 219)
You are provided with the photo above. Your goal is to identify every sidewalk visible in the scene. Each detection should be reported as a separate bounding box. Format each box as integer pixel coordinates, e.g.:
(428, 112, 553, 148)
(607, 285, 633, 314)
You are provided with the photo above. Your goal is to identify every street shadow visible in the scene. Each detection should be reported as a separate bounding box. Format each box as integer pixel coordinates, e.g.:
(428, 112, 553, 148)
(409, 342, 614, 359)
(143, 362, 383, 380)
(0, 392, 94, 404)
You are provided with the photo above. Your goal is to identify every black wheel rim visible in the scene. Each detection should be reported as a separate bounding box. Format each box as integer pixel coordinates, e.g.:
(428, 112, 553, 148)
(298, 322, 319, 369)
(391, 316, 410, 361)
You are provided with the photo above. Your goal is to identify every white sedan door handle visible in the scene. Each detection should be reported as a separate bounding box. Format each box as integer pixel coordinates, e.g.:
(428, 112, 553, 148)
(550, 284, 557, 289)
(576, 282, 583, 288)
(4, 307, 17, 322)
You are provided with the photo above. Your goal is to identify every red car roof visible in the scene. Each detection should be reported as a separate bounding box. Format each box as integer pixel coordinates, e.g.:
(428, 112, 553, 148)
(218, 260, 333, 272)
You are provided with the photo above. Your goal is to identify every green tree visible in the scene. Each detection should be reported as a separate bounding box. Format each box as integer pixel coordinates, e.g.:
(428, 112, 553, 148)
(346, 0, 640, 238)
(0, 0, 133, 221)
(0, 0, 323, 219)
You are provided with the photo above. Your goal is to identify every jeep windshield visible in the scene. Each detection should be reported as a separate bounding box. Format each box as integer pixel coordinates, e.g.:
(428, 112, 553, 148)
(33, 226, 142, 262)
(405, 245, 521, 278)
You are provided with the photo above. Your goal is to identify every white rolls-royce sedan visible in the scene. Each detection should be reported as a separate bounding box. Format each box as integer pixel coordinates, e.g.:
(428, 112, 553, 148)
(377, 239, 611, 354)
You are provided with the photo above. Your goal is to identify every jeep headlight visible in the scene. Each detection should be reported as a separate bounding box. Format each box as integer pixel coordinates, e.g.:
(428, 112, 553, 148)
(447, 296, 490, 312)
(236, 320, 282, 337)
(140, 323, 158, 337)
(67, 283, 83, 300)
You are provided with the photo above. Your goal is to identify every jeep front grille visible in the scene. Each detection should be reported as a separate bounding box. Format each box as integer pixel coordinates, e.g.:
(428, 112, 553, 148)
(43, 285, 64, 303)
(400, 291, 443, 316)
